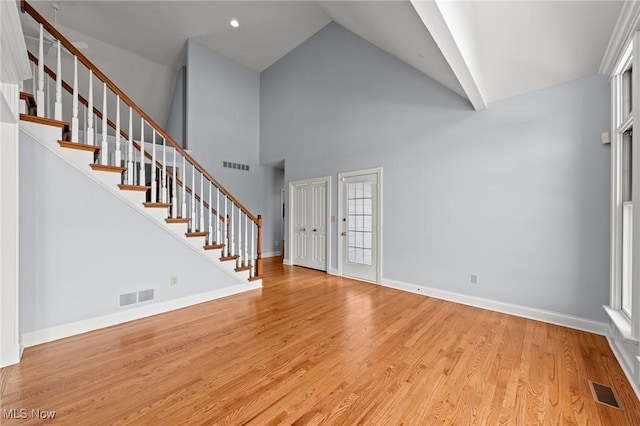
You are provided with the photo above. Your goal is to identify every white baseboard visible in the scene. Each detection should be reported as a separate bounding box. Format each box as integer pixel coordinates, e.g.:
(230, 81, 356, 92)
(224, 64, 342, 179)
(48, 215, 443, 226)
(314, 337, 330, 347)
(21, 282, 261, 348)
(606, 335, 640, 400)
(328, 268, 339, 276)
(283, 258, 291, 265)
(263, 251, 282, 258)
(381, 278, 608, 336)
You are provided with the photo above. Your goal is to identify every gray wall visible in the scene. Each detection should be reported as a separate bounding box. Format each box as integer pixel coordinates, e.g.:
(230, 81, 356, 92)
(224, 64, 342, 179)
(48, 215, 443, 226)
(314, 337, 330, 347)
(165, 66, 186, 148)
(185, 39, 283, 255)
(19, 132, 240, 333)
(260, 23, 611, 321)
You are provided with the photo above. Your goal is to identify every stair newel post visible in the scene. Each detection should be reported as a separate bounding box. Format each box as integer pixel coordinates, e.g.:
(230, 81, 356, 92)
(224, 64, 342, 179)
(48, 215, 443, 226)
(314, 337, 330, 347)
(127, 107, 133, 184)
(115, 95, 121, 165)
(208, 181, 213, 244)
(54, 41, 62, 120)
(181, 156, 187, 219)
(100, 82, 108, 165)
(71, 56, 79, 142)
(139, 118, 146, 189)
(256, 215, 263, 278)
(216, 187, 220, 244)
(151, 129, 157, 203)
(86, 70, 93, 145)
(199, 172, 205, 233)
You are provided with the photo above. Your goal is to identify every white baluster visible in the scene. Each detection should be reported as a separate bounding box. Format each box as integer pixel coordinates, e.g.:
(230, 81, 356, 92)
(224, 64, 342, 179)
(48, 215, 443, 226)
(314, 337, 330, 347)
(139, 118, 146, 188)
(71, 57, 78, 142)
(37, 24, 44, 117)
(200, 173, 205, 234)
(244, 213, 248, 267)
(171, 146, 177, 217)
(182, 156, 187, 218)
(216, 187, 220, 244)
(237, 205, 242, 266)
(151, 130, 157, 202)
(115, 96, 121, 165)
(100, 82, 108, 165)
(191, 166, 196, 230)
(230, 204, 235, 257)
(208, 182, 213, 244)
(223, 195, 228, 256)
(54, 41, 62, 120)
(127, 107, 133, 184)
(32, 62, 36, 100)
(162, 135, 167, 203)
(86, 71, 93, 145)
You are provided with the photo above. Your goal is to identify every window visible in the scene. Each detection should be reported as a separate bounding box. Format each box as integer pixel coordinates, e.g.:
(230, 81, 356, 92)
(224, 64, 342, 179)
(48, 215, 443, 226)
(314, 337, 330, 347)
(609, 36, 639, 339)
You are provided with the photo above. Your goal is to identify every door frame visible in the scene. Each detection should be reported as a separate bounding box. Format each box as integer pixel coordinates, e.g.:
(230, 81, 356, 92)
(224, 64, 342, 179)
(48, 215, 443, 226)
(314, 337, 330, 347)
(337, 167, 383, 283)
(288, 176, 332, 271)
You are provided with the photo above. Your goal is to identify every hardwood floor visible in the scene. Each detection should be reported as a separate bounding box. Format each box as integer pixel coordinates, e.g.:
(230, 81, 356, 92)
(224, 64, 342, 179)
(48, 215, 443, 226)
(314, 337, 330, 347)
(2, 258, 639, 424)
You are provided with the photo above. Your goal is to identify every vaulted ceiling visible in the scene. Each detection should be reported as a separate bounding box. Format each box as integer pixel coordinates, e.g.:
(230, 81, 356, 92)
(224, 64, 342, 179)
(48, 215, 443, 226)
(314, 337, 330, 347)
(25, 0, 623, 110)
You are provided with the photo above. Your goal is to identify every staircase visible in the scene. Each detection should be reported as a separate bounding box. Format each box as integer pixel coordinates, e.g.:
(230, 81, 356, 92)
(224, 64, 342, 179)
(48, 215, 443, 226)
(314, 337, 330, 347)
(18, 1, 263, 288)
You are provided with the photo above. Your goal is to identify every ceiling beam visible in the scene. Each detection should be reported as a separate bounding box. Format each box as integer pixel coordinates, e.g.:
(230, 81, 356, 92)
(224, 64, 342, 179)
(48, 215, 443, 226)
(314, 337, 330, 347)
(410, 0, 487, 111)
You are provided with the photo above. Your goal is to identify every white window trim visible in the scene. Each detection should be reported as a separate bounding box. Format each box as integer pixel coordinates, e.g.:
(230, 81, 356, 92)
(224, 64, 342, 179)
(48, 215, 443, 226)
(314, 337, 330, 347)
(608, 32, 640, 340)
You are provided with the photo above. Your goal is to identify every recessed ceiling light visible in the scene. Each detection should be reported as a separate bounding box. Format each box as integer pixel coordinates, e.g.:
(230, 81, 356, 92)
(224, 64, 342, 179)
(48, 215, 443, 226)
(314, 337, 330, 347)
(230, 19, 239, 28)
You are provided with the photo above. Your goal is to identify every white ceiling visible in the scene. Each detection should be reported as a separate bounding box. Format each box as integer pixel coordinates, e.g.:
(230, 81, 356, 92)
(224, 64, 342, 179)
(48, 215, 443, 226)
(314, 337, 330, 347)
(25, 0, 623, 108)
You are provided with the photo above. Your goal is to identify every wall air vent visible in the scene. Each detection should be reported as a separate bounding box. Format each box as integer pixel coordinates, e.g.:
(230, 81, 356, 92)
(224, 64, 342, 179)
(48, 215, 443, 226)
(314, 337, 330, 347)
(118, 289, 155, 308)
(119, 292, 137, 307)
(223, 161, 250, 171)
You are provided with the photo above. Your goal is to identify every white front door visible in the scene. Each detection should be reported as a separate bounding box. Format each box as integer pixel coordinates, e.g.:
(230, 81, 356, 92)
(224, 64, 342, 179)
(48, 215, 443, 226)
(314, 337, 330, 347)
(292, 180, 327, 271)
(340, 171, 380, 282)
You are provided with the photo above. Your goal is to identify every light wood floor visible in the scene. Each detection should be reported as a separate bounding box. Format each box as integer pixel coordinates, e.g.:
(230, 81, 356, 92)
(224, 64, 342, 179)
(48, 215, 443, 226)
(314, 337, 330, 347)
(2, 258, 639, 425)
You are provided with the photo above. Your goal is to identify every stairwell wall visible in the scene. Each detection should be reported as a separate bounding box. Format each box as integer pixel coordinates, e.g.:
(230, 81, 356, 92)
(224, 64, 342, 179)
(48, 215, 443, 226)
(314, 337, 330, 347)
(183, 39, 283, 256)
(260, 22, 611, 323)
(19, 131, 243, 335)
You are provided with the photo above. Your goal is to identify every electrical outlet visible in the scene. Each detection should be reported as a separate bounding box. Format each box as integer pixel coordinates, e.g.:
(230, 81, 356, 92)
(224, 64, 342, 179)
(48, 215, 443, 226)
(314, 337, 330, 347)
(171, 276, 178, 286)
(470, 274, 478, 285)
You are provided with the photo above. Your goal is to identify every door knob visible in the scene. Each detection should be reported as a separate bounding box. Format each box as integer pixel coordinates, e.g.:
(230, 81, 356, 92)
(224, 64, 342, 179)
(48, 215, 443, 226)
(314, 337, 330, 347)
(301, 228, 306, 232)
(341, 232, 346, 236)
(313, 229, 317, 232)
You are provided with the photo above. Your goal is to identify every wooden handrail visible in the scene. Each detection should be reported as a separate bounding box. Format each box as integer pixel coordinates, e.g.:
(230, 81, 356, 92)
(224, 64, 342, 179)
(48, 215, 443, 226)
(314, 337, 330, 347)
(20, 0, 257, 224)
(26, 51, 227, 222)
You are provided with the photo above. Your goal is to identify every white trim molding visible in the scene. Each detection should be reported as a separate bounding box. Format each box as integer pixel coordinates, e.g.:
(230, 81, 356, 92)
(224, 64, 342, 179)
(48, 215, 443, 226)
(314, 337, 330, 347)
(337, 167, 383, 284)
(382, 277, 609, 336)
(22, 283, 261, 348)
(600, 1, 640, 75)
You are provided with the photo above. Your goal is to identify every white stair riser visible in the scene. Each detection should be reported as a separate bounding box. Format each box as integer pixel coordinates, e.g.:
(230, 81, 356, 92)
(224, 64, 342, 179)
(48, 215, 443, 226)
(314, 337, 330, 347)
(185, 236, 207, 250)
(143, 207, 170, 223)
(91, 171, 123, 187)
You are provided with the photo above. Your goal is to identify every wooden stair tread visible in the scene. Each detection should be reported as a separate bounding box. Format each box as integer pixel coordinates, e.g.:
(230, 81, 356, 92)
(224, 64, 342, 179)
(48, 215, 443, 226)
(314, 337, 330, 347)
(20, 113, 69, 130)
(90, 163, 124, 173)
(58, 140, 100, 153)
(220, 255, 239, 262)
(248, 275, 262, 282)
(143, 202, 171, 208)
(203, 244, 224, 250)
(185, 231, 207, 238)
(235, 265, 252, 272)
(166, 218, 190, 224)
(118, 184, 150, 192)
